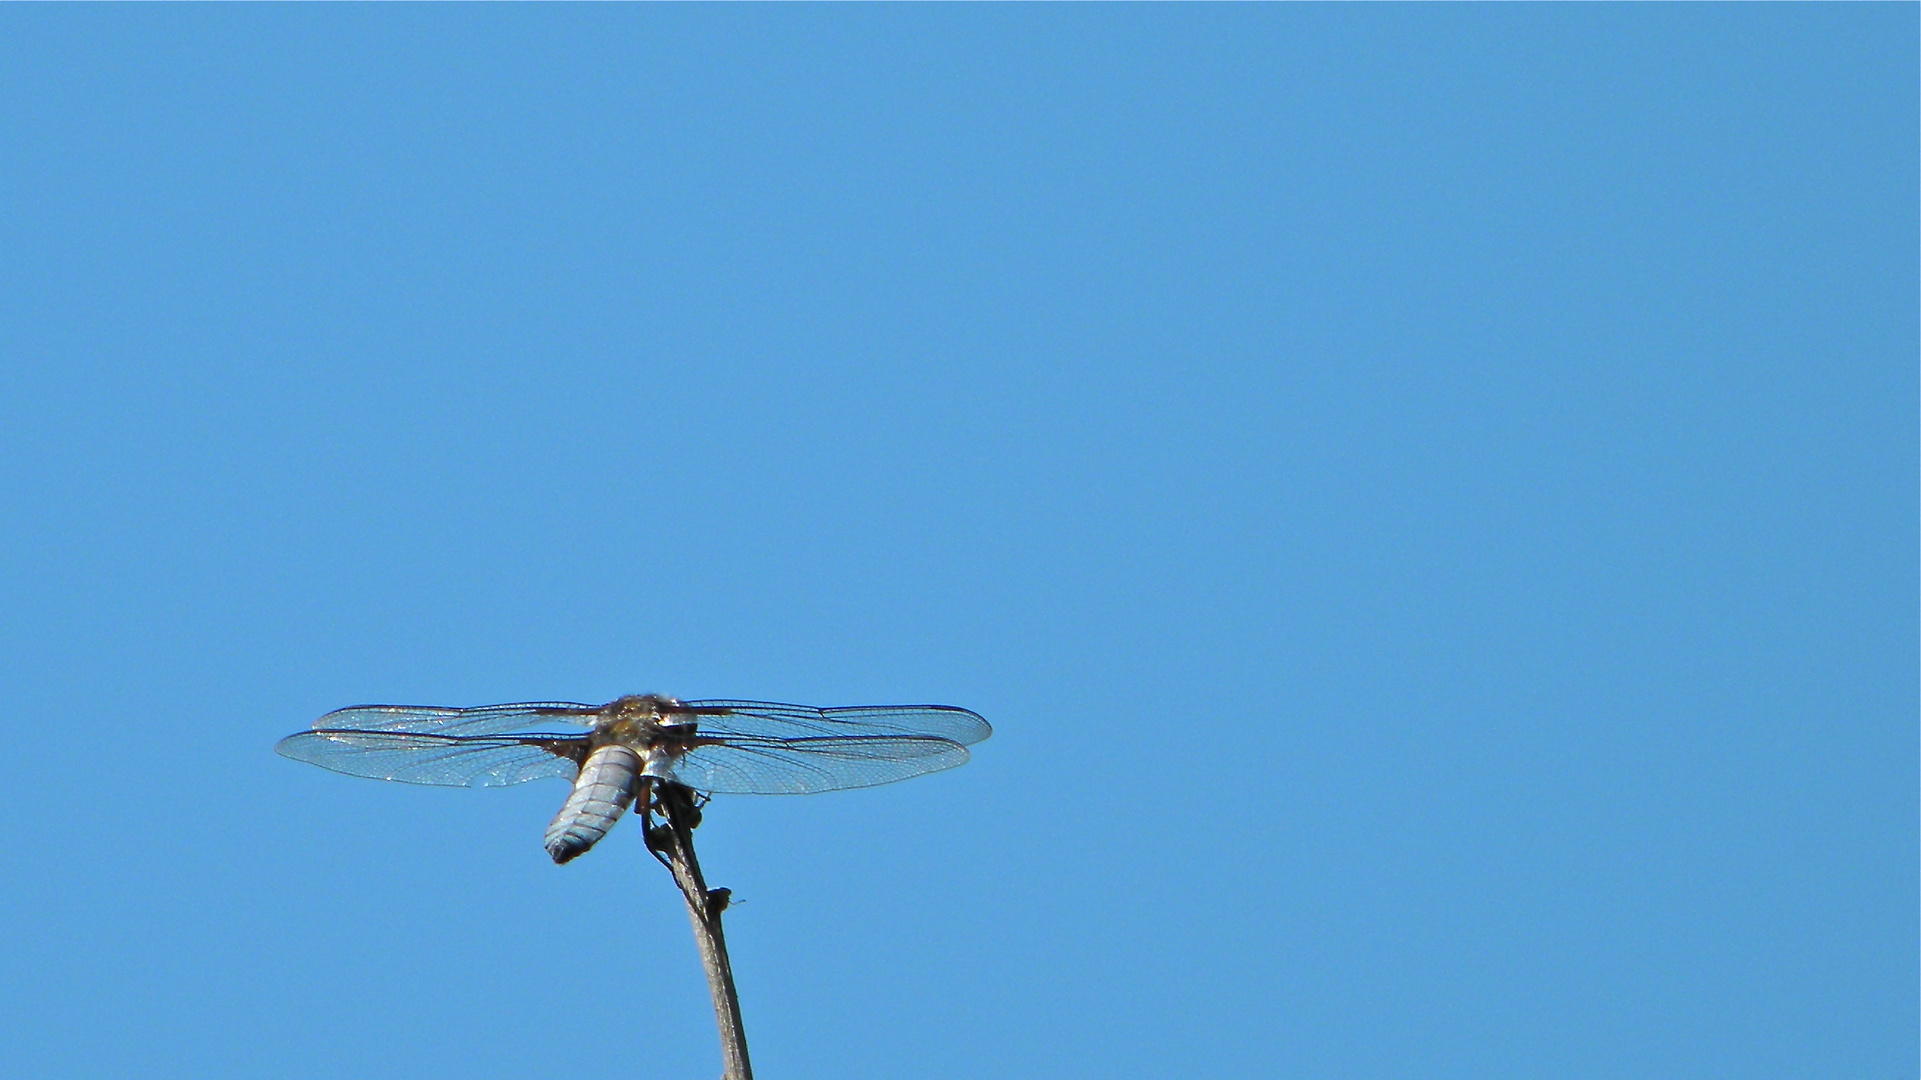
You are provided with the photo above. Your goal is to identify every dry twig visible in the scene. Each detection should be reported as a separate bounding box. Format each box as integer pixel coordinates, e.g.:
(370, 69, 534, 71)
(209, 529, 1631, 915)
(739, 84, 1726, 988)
(643, 779, 753, 1080)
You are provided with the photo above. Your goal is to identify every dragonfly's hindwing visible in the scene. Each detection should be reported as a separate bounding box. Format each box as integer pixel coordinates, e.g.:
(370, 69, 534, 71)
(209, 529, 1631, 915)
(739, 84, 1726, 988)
(544, 744, 641, 864)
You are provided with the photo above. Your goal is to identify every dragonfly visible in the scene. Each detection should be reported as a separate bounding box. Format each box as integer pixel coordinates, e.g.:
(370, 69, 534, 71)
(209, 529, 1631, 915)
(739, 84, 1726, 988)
(276, 694, 991, 864)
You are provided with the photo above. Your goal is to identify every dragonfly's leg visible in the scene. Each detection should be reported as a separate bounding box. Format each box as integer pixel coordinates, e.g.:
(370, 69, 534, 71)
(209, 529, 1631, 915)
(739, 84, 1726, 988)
(637, 777, 674, 869)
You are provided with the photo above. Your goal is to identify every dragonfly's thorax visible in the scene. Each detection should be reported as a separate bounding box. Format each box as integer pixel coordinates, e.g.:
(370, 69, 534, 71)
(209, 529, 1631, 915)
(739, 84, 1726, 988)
(591, 694, 702, 757)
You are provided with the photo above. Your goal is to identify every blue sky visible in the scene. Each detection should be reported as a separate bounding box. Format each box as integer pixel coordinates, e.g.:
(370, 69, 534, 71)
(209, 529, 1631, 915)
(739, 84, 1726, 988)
(0, 7, 1912, 1079)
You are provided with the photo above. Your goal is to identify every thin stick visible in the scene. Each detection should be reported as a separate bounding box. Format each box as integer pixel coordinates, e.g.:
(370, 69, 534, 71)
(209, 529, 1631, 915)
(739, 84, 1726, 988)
(644, 779, 753, 1080)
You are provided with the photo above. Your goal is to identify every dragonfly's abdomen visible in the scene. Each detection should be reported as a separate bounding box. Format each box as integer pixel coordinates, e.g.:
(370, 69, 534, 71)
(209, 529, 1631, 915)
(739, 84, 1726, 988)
(545, 744, 640, 864)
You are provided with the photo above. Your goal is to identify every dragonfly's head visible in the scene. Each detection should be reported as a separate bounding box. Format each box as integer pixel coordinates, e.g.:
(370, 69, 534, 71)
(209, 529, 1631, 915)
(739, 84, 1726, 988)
(606, 693, 681, 718)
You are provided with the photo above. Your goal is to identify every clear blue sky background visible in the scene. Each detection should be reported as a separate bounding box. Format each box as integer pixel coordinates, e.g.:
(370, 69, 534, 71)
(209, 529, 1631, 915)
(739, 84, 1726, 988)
(0, 8, 1911, 1080)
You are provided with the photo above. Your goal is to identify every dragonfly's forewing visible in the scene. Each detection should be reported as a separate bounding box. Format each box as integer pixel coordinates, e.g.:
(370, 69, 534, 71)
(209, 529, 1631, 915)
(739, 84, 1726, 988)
(275, 701, 600, 787)
(652, 703, 990, 794)
(676, 701, 992, 745)
(660, 733, 972, 795)
(312, 702, 601, 736)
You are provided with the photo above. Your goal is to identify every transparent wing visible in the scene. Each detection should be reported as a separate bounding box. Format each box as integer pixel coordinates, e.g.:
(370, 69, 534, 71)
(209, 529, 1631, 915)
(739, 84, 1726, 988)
(310, 702, 600, 737)
(661, 734, 971, 795)
(676, 701, 991, 746)
(276, 730, 588, 788)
